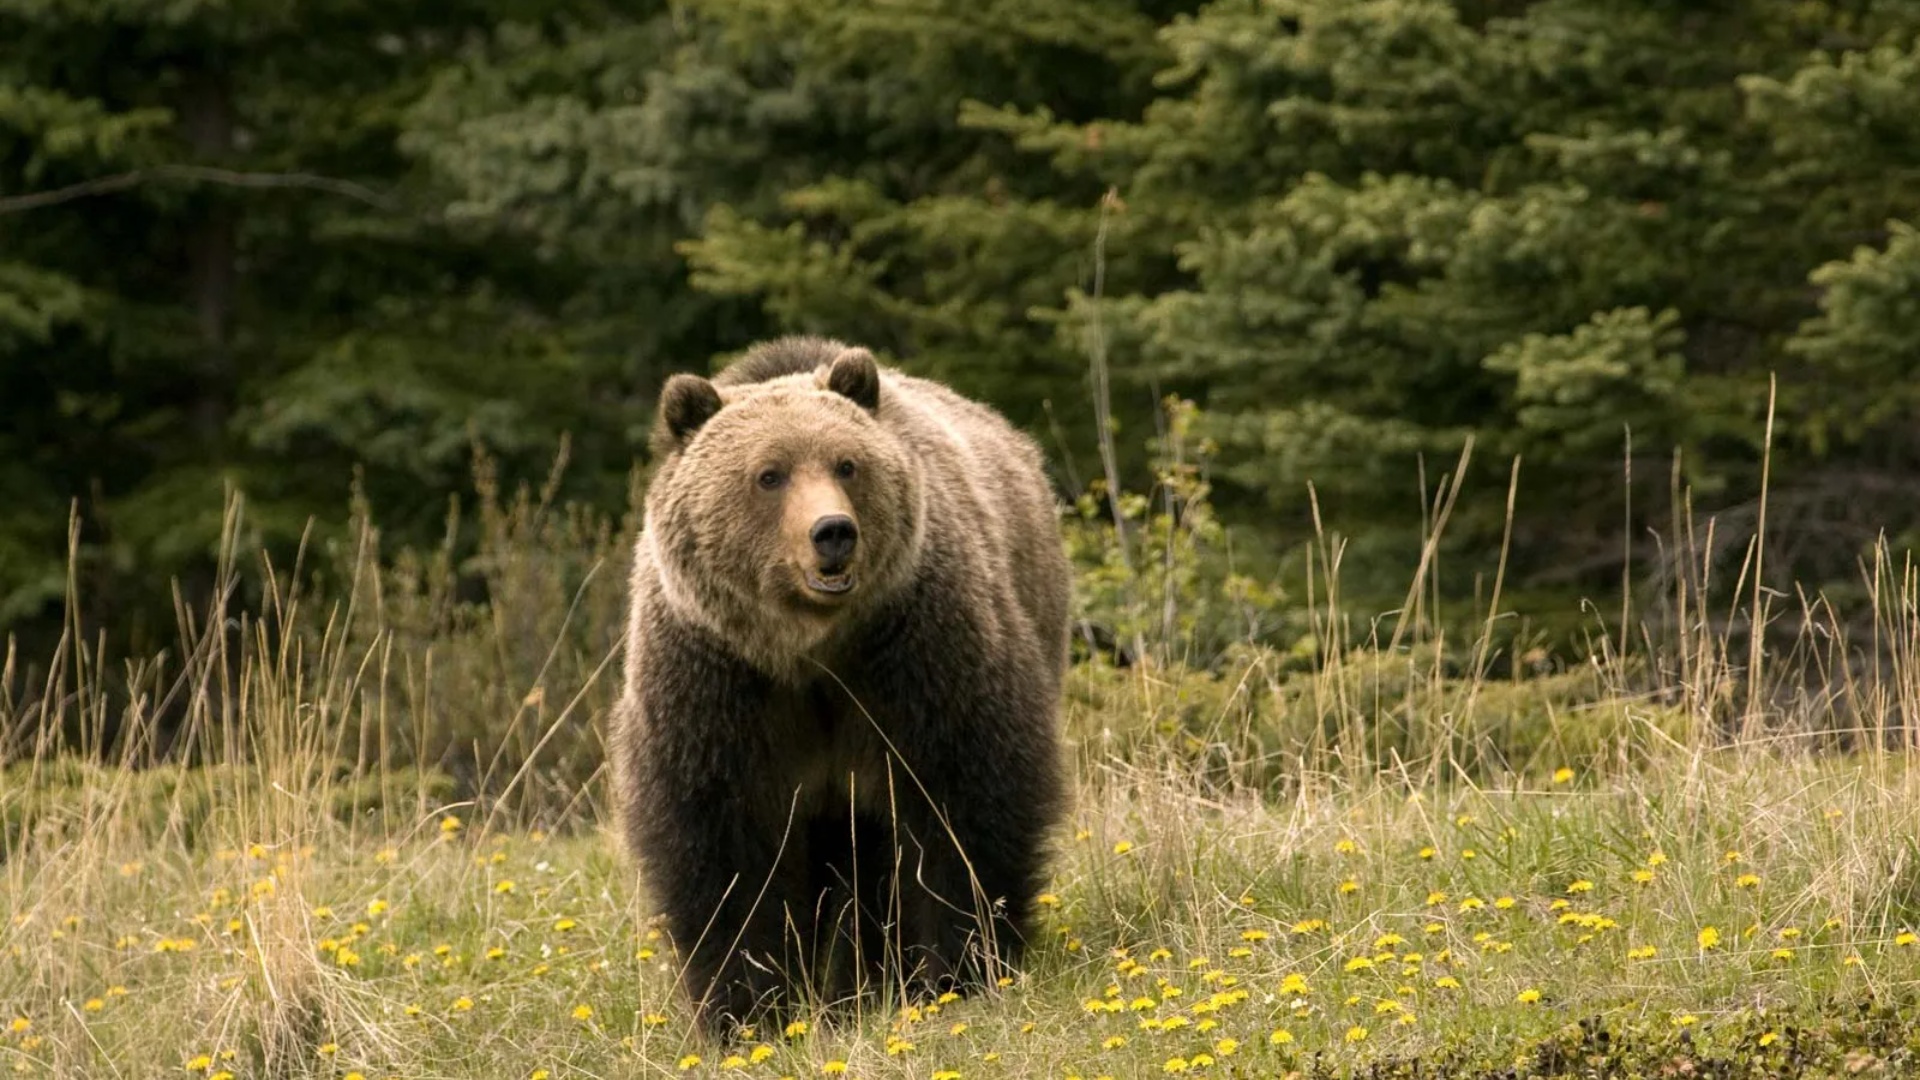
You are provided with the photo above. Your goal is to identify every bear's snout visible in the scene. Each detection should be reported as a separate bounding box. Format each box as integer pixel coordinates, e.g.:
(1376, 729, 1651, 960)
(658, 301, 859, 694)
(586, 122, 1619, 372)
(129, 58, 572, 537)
(809, 514, 858, 573)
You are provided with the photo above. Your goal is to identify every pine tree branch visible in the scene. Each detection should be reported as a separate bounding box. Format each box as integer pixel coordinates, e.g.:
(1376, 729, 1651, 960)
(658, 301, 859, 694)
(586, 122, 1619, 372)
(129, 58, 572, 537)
(0, 165, 396, 214)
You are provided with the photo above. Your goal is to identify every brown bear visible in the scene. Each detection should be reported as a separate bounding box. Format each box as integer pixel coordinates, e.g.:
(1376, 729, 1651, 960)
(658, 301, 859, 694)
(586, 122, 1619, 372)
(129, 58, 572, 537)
(611, 336, 1071, 1037)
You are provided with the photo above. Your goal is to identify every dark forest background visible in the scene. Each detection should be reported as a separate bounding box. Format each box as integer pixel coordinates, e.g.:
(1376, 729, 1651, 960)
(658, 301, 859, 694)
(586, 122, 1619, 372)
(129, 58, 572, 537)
(5, 0, 1919, 665)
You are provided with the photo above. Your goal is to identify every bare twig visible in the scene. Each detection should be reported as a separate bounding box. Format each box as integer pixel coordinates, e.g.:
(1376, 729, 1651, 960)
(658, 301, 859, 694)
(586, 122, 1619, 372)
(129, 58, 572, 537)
(0, 164, 396, 214)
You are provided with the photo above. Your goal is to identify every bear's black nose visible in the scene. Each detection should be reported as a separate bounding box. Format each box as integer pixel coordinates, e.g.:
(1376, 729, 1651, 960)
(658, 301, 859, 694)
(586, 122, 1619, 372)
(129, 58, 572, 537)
(810, 515, 858, 570)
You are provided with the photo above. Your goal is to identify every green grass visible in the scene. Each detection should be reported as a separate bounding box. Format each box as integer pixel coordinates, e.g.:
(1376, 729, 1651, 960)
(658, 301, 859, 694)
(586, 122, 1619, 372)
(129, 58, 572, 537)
(6, 740, 1920, 1078)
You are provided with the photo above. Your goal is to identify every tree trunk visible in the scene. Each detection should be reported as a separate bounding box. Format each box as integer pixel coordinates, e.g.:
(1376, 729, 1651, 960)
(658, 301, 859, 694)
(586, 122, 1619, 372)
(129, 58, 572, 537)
(181, 66, 235, 452)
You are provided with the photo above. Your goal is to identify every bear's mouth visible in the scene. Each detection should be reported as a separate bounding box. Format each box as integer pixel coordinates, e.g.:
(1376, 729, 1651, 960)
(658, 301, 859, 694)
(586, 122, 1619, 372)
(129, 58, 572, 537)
(804, 571, 856, 596)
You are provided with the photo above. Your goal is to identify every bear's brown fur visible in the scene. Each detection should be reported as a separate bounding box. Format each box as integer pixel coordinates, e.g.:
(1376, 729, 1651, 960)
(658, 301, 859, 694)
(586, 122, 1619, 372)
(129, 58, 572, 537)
(610, 337, 1070, 1036)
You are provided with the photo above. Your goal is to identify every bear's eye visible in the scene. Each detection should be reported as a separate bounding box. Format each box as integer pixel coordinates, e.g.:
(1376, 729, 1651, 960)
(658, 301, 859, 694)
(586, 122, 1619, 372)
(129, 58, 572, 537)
(834, 460, 857, 480)
(756, 469, 786, 490)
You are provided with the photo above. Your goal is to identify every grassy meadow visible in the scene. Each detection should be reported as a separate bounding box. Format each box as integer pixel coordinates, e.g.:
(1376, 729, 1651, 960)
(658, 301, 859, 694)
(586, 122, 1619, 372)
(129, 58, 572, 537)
(6, 456, 1920, 1079)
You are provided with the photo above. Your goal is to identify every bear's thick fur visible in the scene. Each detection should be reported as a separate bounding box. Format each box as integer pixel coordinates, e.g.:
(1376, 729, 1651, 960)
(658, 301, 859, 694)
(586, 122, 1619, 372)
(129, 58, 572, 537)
(611, 337, 1070, 1035)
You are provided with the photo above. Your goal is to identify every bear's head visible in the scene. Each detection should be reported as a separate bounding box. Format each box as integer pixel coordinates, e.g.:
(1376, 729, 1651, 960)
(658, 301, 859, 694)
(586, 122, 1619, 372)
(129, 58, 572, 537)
(642, 347, 926, 671)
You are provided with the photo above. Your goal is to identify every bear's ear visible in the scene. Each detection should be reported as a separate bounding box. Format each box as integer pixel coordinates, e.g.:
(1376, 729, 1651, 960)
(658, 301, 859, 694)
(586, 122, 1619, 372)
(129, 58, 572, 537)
(654, 374, 724, 453)
(824, 347, 880, 413)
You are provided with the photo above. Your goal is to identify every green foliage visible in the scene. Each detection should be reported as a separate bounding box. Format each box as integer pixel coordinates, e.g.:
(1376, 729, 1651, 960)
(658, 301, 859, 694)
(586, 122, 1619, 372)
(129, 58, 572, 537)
(8, 0, 1920, 658)
(1788, 222, 1920, 448)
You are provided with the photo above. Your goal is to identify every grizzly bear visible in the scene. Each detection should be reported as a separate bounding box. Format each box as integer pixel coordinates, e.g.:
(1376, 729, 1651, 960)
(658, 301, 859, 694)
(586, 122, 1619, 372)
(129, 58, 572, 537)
(611, 336, 1071, 1036)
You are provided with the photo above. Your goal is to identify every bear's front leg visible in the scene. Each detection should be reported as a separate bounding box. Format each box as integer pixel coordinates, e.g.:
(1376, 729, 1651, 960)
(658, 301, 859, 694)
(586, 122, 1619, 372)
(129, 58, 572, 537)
(644, 783, 812, 1037)
(626, 625, 815, 1039)
(894, 783, 1053, 994)
(884, 685, 1064, 997)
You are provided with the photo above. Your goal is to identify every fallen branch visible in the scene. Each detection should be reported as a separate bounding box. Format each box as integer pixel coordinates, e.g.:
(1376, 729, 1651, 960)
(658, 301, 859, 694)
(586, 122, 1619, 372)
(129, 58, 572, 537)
(0, 164, 395, 214)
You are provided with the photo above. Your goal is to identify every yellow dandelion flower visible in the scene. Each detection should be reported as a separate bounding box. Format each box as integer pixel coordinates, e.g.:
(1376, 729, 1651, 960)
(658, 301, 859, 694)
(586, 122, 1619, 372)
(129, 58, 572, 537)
(1674, 1014, 1699, 1027)
(948, 1022, 968, 1036)
(1434, 976, 1461, 989)
(1037, 893, 1060, 907)
(1736, 873, 1760, 889)
(677, 1055, 702, 1070)
(451, 997, 474, 1012)
(1631, 869, 1655, 884)
(1771, 948, 1794, 961)
(1269, 1028, 1294, 1045)
(1759, 1031, 1779, 1047)
(572, 1004, 593, 1021)
(1344, 1025, 1369, 1043)
(1647, 851, 1668, 867)
(1517, 989, 1541, 1004)
(784, 1020, 809, 1038)
(440, 815, 463, 834)
(1627, 945, 1658, 960)
(1845, 954, 1863, 966)
(1697, 926, 1721, 950)
(1898, 931, 1919, 947)
(317, 1043, 339, 1057)
(1552, 767, 1574, 784)
(1112, 840, 1134, 855)
(1425, 891, 1448, 906)
(1163, 1058, 1189, 1074)
(1188, 1053, 1213, 1068)
(185, 1056, 214, 1073)
(820, 1061, 848, 1074)
(1567, 880, 1594, 894)
(1335, 838, 1358, 854)
(552, 918, 577, 932)
(1344, 956, 1374, 972)
(1102, 1035, 1127, 1049)
(1339, 879, 1359, 894)
(932, 1072, 962, 1080)
(748, 1045, 775, 1063)
(1241, 929, 1270, 942)
(367, 899, 388, 916)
